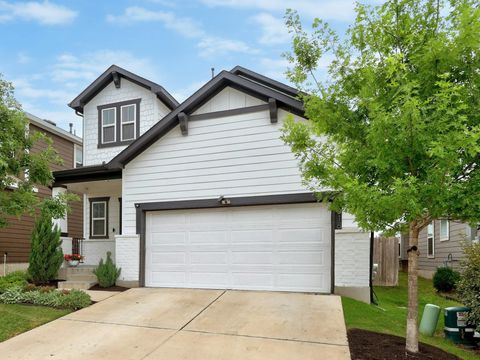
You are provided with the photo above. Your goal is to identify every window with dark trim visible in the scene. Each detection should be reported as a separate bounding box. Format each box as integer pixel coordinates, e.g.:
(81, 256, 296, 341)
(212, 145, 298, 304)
(427, 222, 435, 258)
(89, 197, 110, 239)
(97, 99, 141, 148)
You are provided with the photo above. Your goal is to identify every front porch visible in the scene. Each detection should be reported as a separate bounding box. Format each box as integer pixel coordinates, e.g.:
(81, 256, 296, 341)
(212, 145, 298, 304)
(54, 165, 122, 267)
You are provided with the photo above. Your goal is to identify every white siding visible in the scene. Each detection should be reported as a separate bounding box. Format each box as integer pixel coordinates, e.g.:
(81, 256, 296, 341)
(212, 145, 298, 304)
(83, 79, 171, 166)
(193, 87, 265, 115)
(122, 108, 315, 234)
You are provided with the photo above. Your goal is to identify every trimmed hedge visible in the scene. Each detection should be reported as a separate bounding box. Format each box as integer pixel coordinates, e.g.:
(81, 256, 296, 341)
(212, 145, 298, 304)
(433, 267, 460, 292)
(0, 286, 91, 310)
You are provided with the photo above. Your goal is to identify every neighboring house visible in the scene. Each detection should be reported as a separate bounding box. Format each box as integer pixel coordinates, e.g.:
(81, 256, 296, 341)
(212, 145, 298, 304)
(400, 220, 478, 278)
(53, 65, 372, 303)
(0, 112, 83, 275)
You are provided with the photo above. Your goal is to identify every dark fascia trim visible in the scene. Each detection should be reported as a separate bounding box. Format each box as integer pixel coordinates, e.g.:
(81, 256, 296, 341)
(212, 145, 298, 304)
(89, 197, 110, 239)
(330, 211, 336, 294)
(97, 99, 141, 149)
(136, 193, 318, 212)
(136, 192, 323, 287)
(69, 65, 178, 113)
(109, 70, 304, 168)
(230, 66, 300, 98)
(53, 165, 122, 186)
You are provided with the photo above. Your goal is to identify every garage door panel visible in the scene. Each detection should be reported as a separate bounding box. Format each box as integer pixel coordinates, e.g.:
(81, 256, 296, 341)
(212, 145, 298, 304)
(231, 251, 274, 264)
(230, 230, 273, 242)
(190, 272, 229, 286)
(277, 273, 327, 290)
(189, 231, 227, 243)
(190, 252, 228, 264)
(279, 228, 325, 242)
(151, 252, 186, 264)
(150, 232, 186, 245)
(148, 271, 186, 285)
(232, 273, 274, 288)
(145, 203, 331, 293)
(277, 251, 327, 265)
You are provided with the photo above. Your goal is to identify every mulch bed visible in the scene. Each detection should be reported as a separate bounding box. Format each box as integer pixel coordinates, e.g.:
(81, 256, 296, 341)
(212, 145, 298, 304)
(348, 329, 460, 360)
(30, 280, 64, 288)
(88, 284, 129, 292)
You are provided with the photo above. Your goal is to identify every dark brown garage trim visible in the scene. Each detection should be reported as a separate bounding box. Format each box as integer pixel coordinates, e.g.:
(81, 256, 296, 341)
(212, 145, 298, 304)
(135, 192, 335, 289)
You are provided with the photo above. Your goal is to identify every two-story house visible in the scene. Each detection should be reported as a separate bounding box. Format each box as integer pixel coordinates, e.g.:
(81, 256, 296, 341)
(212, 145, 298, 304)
(0, 112, 83, 275)
(53, 65, 372, 303)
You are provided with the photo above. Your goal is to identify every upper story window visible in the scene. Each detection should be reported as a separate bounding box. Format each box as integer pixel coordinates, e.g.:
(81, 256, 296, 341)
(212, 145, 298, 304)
(121, 104, 136, 141)
(74, 144, 83, 168)
(439, 219, 449, 241)
(97, 99, 141, 148)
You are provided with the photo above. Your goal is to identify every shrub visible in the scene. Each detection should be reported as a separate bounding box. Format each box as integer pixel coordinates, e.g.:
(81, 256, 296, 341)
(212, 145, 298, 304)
(0, 287, 91, 310)
(433, 267, 460, 292)
(93, 252, 121, 288)
(457, 242, 480, 332)
(0, 271, 28, 293)
(57, 289, 91, 310)
(28, 215, 63, 284)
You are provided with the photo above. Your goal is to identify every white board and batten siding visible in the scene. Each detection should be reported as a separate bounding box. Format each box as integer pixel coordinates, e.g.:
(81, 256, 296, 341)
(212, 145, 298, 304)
(145, 203, 331, 292)
(82, 78, 172, 166)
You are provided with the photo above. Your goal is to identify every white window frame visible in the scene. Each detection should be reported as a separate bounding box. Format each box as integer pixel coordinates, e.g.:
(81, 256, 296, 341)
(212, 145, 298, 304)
(427, 222, 435, 258)
(74, 144, 83, 168)
(120, 103, 136, 142)
(91, 201, 107, 237)
(439, 219, 449, 241)
(101, 107, 116, 144)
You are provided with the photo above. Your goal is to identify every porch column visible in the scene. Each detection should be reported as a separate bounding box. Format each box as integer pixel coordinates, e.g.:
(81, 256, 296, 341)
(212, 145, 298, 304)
(52, 186, 68, 236)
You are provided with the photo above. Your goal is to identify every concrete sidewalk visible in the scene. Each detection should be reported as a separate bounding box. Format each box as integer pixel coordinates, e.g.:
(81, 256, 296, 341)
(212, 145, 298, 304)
(0, 288, 350, 359)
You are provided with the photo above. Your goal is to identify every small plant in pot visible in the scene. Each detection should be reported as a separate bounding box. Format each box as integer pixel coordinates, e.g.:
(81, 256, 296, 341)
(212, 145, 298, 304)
(64, 254, 83, 267)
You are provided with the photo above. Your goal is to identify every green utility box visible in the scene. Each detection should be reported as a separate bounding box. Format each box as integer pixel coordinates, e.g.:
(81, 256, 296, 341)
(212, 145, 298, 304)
(444, 307, 476, 347)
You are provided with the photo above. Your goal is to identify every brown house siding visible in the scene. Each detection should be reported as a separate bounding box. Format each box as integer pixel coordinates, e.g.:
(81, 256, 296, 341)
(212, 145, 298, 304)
(418, 220, 467, 274)
(0, 124, 83, 264)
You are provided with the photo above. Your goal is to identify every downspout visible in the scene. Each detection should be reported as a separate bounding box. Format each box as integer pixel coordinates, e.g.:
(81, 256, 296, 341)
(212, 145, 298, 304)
(3, 252, 7, 276)
(330, 211, 336, 294)
(369, 231, 377, 304)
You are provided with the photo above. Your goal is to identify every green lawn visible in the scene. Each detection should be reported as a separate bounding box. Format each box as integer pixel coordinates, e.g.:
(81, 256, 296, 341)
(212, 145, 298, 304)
(342, 272, 478, 360)
(0, 304, 70, 342)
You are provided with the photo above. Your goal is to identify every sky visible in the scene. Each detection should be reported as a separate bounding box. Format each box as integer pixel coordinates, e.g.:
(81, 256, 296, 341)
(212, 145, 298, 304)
(0, 0, 382, 135)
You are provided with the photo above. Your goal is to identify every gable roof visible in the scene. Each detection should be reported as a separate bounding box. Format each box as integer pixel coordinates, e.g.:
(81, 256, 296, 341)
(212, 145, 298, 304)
(230, 66, 299, 98)
(108, 67, 303, 168)
(68, 65, 179, 113)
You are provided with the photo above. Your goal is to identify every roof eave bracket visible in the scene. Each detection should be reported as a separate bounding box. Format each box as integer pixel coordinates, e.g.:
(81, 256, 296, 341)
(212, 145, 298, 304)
(269, 98, 278, 124)
(178, 112, 189, 135)
(112, 71, 121, 89)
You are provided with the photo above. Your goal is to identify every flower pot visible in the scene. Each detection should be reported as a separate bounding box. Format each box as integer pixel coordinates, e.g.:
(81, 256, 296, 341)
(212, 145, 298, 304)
(68, 260, 79, 267)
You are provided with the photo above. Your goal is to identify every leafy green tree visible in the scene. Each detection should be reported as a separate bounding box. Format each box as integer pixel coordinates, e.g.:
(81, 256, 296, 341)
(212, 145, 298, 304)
(282, 0, 480, 353)
(0, 74, 65, 226)
(28, 213, 63, 284)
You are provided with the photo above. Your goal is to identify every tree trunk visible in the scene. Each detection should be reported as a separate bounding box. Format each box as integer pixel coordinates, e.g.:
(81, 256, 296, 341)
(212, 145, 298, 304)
(406, 222, 420, 353)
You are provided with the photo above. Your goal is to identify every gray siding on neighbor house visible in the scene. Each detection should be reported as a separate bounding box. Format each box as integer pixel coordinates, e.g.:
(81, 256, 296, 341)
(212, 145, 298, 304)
(418, 220, 467, 272)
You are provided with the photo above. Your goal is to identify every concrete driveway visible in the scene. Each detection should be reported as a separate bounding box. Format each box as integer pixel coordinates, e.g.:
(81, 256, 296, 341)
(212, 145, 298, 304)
(0, 288, 350, 360)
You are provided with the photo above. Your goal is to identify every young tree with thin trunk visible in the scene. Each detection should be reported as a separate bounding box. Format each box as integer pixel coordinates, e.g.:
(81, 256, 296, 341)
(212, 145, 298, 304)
(282, 0, 480, 353)
(0, 74, 74, 225)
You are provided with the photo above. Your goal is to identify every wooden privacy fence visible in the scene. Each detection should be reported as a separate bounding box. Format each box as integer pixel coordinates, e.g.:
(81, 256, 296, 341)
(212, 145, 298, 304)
(373, 237, 399, 286)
